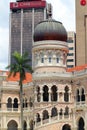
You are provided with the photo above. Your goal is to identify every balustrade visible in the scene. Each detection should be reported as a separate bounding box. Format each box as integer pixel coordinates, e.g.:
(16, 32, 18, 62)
(34, 113, 72, 128)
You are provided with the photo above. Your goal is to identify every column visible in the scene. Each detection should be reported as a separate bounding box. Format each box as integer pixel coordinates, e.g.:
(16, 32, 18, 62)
(34, 91, 37, 102)
(57, 90, 59, 102)
(48, 87, 51, 102)
(40, 90, 43, 102)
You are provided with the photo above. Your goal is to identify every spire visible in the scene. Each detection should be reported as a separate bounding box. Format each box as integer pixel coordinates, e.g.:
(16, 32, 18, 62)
(47, 3, 52, 19)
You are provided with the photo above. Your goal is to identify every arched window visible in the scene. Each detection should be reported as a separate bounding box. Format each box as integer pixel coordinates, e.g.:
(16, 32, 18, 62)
(7, 98, 12, 110)
(51, 85, 57, 101)
(23, 121, 27, 130)
(81, 88, 85, 101)
(41, 53, 44, 63)
(49, 57, 51, 63)
(62, 124, 71, 130)
(64, 86, 69, 102)
(48, 52, 52, 63)
(13, 98, 18, 111)
(43, 85, 49, 102)
(56, 57, 59, 63)
(36, 113, 41, 122)
(43, 110, 49, 120)
(76, 89, 80, 102)
(64, 106, 69, 118)
(51, 107, 58, 117)
(7, 120, 18, 130)
(78, 117, 85, 130)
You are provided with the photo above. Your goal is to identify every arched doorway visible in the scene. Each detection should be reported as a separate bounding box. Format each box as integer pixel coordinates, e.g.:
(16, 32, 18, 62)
(23, 120, 27, 130)
(78, 117, 85, 130)
(62, 124, 71, 130)
(7, 120, 18, 130)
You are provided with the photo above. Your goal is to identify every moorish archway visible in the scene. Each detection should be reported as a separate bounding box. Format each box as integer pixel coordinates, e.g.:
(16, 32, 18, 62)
(62, 124, 71, 130)
(7, 120, 18, 130)
(78, 117, 85, 130)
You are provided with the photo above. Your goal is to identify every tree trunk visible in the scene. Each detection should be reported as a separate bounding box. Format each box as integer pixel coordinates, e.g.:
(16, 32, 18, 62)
(20, 81, 23, 130)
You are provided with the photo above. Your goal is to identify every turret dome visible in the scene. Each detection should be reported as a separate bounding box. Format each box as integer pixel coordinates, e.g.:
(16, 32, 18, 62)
(34, 19, 67, 42)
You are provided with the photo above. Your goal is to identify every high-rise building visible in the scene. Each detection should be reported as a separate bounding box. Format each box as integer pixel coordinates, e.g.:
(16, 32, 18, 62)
(67, 31, 76, 68)
(76, 0, 87, 66)
(9, 0, 52, 65)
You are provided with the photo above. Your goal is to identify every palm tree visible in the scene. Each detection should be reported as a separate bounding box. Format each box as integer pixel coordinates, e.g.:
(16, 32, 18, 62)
(6, 51, 33, 130)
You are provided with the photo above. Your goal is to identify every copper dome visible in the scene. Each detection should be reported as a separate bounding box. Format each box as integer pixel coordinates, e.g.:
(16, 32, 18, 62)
(34, 19, 67, 42)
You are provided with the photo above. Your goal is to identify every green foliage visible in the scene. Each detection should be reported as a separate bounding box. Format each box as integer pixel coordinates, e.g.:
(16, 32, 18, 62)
(6, 51, 33, 82)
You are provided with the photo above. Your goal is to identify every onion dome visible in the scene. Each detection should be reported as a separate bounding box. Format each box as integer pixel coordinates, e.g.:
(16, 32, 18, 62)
(34, 19, 67, 42)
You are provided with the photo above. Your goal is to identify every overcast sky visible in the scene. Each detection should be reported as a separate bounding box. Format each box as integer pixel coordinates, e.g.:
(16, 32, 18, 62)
(0, 0, 75, 70)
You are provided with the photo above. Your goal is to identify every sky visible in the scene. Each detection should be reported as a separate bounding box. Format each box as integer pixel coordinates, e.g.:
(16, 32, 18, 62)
(0, 0, 75, 70)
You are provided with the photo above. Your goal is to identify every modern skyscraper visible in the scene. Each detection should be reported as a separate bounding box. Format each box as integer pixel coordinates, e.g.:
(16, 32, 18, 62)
(76, 0, 87, 66)
(67, 31, 76, 68)
(9, 0, 52, 66)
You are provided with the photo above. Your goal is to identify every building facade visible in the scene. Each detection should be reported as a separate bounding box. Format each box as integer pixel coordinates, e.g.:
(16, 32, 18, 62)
(0, 17, 87, 130)
(76, 0, 87, 66)
(67, 31, 76, 68)
(9, 0, 52, 65)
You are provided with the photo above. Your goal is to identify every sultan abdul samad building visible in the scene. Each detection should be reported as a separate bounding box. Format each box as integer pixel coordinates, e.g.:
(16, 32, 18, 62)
(0, 3, 87, 130)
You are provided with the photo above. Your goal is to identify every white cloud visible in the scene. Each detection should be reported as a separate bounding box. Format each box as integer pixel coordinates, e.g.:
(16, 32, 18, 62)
(0, 28, 9, 70)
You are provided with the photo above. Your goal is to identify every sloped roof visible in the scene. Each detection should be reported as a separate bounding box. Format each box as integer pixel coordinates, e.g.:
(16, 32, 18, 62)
(6, 72, 32, 84)
(67, 64, 87, 72)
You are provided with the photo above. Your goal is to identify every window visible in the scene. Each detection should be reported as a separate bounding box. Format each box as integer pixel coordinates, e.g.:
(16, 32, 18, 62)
(67, 59, 74, 62)
(13, 98, 18, 111)
(51, 85, 57, 101)
(67, 65, 74, 68)
(67, 53, 74, 56)
(67, 37, 73, 43)
(41, 57, 44, 63)
(56, 57, 59, 63)
(51, 107, 58, 117)
(81, 88, 85, 101)
(23, 121, 27, 130)
(43, 85, 49, 102)
(78, 117, 84, 130)
(69, 47, 73, 50)
(43, 110, 49, 120)
(36, 113, 41, 122)
(49, 57, 51, 63)
(76, 89, 80, 102)
(64, 86, 69, 102)
(7, 98, 12, 110)
(64, 106, 69, 116)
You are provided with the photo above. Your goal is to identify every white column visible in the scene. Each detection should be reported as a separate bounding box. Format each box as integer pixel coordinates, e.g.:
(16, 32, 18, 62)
(49, 91, 51, 102)
(57, 90, 59, 102)
(40, 90, 43, 102)
(34, 91, 37, 102)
